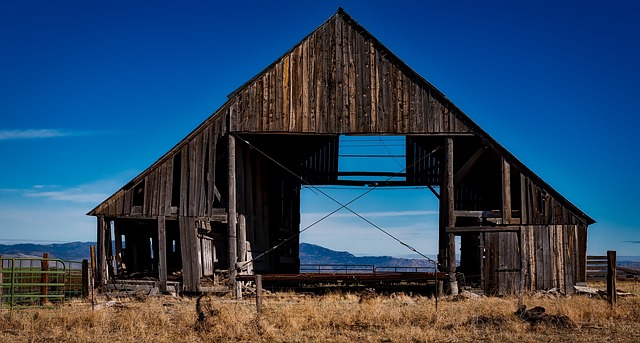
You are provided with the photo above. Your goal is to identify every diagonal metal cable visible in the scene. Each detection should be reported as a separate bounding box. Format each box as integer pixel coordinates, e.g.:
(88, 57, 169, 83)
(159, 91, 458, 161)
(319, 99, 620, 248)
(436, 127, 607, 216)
(378, 135, 405, 170)
(232, 133, 448, 272)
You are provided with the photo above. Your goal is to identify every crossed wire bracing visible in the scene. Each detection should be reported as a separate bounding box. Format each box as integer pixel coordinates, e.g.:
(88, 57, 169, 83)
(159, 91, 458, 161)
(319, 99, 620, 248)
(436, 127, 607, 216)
(232, 133, 452, 274)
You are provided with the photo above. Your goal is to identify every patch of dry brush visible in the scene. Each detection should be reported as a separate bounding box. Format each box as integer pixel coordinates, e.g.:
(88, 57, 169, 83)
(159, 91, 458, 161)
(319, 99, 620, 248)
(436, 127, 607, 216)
(0, 281, 638, 342)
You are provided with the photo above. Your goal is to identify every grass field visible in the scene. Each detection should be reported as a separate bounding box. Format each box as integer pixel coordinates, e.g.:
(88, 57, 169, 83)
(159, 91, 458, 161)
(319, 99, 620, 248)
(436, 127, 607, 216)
(0, 281, 638, 342)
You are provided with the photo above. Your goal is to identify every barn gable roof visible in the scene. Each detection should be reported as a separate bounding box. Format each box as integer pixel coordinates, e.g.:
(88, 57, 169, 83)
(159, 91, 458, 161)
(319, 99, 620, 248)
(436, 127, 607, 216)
(88, 8, 594, 225)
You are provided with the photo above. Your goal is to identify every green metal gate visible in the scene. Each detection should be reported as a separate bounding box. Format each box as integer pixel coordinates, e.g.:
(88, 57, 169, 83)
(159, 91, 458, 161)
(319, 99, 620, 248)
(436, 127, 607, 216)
(0, 257, 70, 309)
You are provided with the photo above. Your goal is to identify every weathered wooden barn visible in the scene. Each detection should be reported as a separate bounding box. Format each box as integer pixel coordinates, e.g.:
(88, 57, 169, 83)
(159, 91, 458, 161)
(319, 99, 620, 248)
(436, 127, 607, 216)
(88, 9, 594, 295)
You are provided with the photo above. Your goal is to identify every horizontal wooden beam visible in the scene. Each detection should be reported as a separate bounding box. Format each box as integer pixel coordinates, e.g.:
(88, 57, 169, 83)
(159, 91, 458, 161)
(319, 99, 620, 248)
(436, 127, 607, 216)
(337, 171, 407, 177)
(329, 180, 410, 187)
(454, 210, 502, 218)
(446, 226, 521, 233)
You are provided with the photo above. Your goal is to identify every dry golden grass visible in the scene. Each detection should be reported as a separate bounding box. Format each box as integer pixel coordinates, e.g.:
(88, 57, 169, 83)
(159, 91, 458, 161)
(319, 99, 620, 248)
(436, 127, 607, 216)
(1, 281, 638, 343)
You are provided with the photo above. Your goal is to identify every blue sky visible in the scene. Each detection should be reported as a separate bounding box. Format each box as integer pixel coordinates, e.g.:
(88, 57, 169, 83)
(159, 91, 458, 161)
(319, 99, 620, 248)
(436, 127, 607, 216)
(1, 1, 639, 257)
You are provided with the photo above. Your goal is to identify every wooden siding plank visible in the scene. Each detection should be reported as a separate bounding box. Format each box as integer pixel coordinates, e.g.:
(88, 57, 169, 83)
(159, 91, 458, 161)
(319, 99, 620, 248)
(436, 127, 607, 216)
(283, 56, 291, 132)
(347, 26, 356, 133)
(207, 122, 218, 215)
(309, 32, 317, 133)
(546, 225, 554, 289)
(328, 17, 337, 134)
(402, 74, 410, 133)
(534, 226, 544, 289)
(320, 22, 329, 133)
(199, 128, 209, 216)
(158, 162, 166, 216)
(179, 146, 189, 216)
(123, 189, 132, 215)
(261, 74, 268, 132)
(362, 39, 371, 133)
(502, 158, 512, 224)
(291, 44, 301, 132)
(335, 16, 344, 134)
(301, 38, 309, 132)
(525, 226, 534, 291)
(269, 67, 276, 131)
(520, 174, 528, 225)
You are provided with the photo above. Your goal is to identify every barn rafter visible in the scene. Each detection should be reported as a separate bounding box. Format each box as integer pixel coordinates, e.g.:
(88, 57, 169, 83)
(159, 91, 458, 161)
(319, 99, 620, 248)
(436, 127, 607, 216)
(89, 8, 593, 296)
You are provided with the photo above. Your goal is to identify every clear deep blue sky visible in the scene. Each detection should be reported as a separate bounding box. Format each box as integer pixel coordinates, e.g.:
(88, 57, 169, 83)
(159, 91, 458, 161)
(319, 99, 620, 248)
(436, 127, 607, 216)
(1, 1, 638, 257)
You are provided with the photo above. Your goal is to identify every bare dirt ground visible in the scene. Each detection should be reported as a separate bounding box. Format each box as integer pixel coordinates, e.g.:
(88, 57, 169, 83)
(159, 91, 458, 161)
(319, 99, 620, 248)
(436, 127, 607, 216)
(1, 280, 638, 342)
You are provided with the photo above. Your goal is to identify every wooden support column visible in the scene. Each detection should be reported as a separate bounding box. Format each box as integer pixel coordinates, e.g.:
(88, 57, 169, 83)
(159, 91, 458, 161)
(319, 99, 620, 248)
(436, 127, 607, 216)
(438, 137, 457, 294)
(113, 221, 123, 276)
(502, 157, 512, 224)
(228, 134, 240, 298)
(157, 216, 168, 293)
(96, 216, 108, 285)
(238, 214, 247, 272)
(105, 220, 113, 281)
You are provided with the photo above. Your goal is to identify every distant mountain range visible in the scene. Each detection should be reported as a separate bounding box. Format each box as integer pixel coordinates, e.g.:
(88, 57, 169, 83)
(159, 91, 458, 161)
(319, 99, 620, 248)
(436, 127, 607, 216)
(299, 243, 437, 271)
(0, 242, 93, 261)
(0, 242, 638, 271)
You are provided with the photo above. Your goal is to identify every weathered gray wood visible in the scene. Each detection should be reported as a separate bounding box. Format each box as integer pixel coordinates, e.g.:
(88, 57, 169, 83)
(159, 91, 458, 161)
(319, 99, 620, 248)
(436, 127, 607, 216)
(446, 226, 520, 233)
(238, 214, 247, 272)
(178, 216, 193, 292)
(255, 274, 263, 314)
(113, 221, 123, 275)
(454, 210, 502, 218)
(438, 137, 456, 293)
(520, 174, 528, 225)
(502, 157, 512, 224)
(96, 217, 107, 285)
(228, 134, 239, 298)
(90, 245, 96, 289)
(157, 216, 167, 292)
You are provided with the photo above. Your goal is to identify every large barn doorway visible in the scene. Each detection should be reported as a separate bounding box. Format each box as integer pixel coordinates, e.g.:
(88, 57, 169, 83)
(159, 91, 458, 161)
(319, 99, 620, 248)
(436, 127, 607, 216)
(298, 135, 440, 262)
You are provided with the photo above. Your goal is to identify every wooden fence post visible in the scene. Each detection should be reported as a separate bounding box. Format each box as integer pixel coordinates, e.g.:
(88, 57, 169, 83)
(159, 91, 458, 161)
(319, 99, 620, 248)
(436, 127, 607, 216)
(255, 274, 263, 314)
(90, 245, 96, 288)
(82, 259, 89, 299)
(0, 255, 3, 308)
(607, 250, 617, 308)
(41, 253, 49, 305)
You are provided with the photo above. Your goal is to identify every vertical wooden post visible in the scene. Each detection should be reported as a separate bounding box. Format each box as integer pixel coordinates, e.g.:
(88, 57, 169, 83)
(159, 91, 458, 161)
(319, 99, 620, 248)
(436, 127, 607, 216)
(607, 250, 617, 308)
(105, 220, 113, 280)
(96, 217, 106, 285)
(255, 274, 263, 314)
(41, 253, 49, 305)
(0, 256, 3, 308)
(90, 246, 96, 307)
(90, 245, 96, 285)
(238, 214, 247, 272)
(518, 228, 527, 294)
(82, 259, 89, 299)
(228, 134, 240, 298)
(114, 221, 123, 275)
(502, 157, 512, 224)
(438, 137, 457, 294)
(157, 216, 168, 293)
